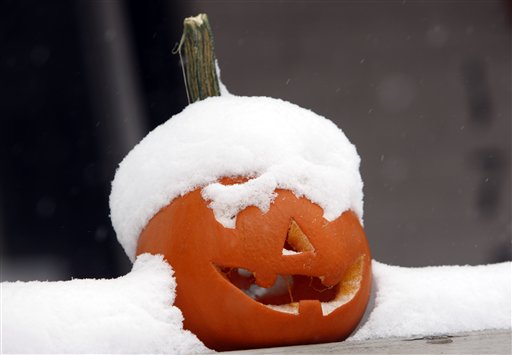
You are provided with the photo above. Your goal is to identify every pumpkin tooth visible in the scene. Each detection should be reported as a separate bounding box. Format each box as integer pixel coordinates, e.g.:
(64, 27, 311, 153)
(298, 299, 323, 317)
(253, 271, 277, 288)
(319, 274, 342, 288)
(244, 275, 292, 301)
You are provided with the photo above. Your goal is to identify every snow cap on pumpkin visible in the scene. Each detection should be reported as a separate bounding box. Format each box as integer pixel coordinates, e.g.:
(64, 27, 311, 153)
(110, 96, 364, 262)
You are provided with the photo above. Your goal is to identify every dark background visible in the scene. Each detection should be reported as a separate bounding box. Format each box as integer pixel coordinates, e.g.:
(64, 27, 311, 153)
(1, 0, 510, 281)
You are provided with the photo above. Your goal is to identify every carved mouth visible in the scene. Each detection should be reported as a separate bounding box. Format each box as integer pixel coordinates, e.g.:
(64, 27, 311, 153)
(214, 256, 364, 316)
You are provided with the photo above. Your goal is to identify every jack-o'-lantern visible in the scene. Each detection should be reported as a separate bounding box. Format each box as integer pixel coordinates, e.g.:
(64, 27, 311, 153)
(136, 178, 371, 351)
(110, 14, 371, 352)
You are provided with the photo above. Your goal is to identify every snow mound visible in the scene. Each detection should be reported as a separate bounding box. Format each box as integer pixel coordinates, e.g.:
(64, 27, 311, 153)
(1, 254, 209, 354)
(110, 96, 363, 261)
(350, 261, 512, 340)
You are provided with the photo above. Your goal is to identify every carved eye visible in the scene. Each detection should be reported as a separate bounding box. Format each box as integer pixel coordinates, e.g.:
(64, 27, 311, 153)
(282, 219, 316, 255)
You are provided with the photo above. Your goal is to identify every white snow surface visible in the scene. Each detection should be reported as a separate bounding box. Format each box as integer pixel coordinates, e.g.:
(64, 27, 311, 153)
(110, 96, 363, 261)
(1, 254, 209, 354)
(2, 258, 509, 353)
(350, 260, 512, 340)
(215, 60, 230, 96)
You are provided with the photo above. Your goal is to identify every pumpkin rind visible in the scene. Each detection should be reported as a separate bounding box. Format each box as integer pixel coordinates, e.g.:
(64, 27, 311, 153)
(137, 187, 371, 351)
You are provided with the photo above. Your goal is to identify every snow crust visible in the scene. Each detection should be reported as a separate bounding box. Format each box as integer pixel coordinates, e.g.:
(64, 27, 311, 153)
(350, 261, 512, 340)
(110, 96, 363, 261)
(1, 254, 209, 354)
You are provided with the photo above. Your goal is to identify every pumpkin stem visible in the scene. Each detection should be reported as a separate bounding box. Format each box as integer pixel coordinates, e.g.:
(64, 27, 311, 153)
(173, 13, 221, 103)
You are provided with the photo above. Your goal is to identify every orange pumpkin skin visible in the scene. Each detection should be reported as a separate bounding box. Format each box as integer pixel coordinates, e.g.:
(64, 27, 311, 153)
(137, 186, 371, 351)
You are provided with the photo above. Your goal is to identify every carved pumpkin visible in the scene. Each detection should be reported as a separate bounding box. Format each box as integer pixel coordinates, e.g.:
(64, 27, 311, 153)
(137, 179, 371, 351)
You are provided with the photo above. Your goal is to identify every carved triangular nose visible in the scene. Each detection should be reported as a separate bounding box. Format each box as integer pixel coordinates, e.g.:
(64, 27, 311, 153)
(282, 219, 315, 255)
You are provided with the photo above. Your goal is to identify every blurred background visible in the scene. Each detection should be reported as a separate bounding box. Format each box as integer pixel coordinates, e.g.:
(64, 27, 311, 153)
(1, 0, 510, 281)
